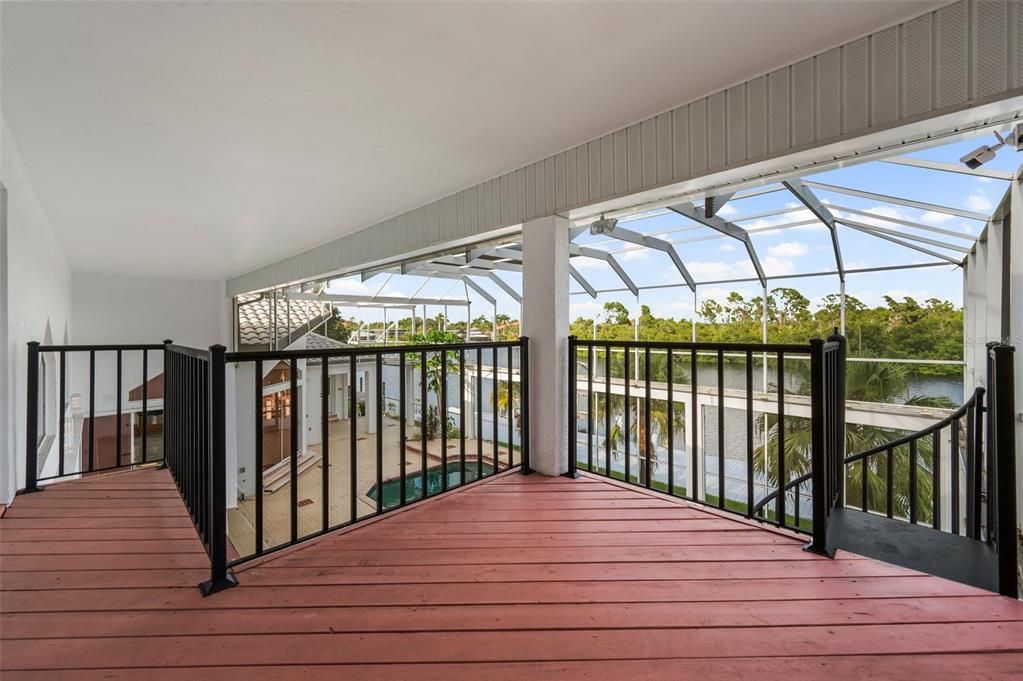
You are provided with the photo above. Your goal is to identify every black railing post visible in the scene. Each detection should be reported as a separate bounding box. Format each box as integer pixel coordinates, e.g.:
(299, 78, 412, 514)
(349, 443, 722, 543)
(519, 336, 531, 474)
(988, 343, 1018, 598)
(827, 330, 846, 509)
(158, 340, 172, 469)
(199, 344, 237, 596)
(22, 341, 43, 494)
(565, 335, 579, 478)
(805, 338, 833, 556)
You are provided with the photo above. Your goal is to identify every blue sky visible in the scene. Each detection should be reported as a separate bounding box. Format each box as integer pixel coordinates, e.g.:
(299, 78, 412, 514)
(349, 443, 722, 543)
(329, 131, 1019, 327)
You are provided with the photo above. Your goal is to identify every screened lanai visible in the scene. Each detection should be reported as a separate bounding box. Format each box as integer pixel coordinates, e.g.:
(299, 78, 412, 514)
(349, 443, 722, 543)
(240, 127, 1018, 405)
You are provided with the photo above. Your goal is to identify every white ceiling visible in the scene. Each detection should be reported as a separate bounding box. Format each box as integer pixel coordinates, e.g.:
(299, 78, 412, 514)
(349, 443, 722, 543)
(2, 1, 943, 281)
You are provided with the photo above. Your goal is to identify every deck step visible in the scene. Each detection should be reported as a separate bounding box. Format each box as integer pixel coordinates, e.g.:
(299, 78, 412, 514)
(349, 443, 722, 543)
(827, 507, 998, 592)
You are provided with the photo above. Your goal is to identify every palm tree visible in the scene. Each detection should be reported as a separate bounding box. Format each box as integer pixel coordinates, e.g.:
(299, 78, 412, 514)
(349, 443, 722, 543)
(588, 349, 687, 485)
(754, 359, 955, 523)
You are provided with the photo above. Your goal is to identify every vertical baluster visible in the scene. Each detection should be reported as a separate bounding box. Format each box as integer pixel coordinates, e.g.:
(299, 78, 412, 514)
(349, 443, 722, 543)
(909, 440, 918, 524)
(142, 349, 148, 466)
(667, 349, 674, 495)
(951, 417, 960, 535)
(376, 353, 384, 513)
(421, 350, 428, 494)
(322, 356, 330, 529)
(88, 350, 96, 473)
(440, 348, 448, 489)
(350, 354, 358, 520)
(587, 346, 594, 473)
(476, 346, 483, 481)
(717, 349, 724, 509)
(254, 359, 264, 555)
(972, 397, 984, 539)
(861, 457, 868, 512)
(567, 336, 577, 478)
(644, 347, 652, 489)
(289, 359, 298, 543)
(459, 349, 466, 484)
(886, 446, 894, 519)
(491, 347, 498, 474)
(605, 346, 611, 477)
(399, 352, 407, 505)
(965, 404, 976, 537)
(623, 344, 631, 483)
(520, 338, 530, 475)
(745, 350, 754, 517)
(690, 348, 698, 501)
(507, 344, 513, 471)
(116, 350, 122, 467)
(932, 429, 941, 529)
(776, 352, 785, 525)
(58, 351, 66, 478)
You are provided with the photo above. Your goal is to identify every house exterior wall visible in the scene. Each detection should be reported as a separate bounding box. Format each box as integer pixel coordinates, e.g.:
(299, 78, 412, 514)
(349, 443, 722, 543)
(227, 0, 1023, 297)
(1, 114, 74, 504)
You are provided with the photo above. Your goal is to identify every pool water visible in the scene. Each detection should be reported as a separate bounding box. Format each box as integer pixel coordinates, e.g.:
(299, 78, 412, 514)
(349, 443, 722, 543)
(367, 462, 496, 509)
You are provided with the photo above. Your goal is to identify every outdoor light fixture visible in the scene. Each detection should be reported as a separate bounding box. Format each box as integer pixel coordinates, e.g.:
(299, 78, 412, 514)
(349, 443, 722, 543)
(589, 214, 618, 235)
(959, 128, 1020, 169)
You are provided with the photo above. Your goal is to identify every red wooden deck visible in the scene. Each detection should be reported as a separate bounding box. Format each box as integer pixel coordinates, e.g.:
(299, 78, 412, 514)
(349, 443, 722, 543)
(2, 466, 1022, 680)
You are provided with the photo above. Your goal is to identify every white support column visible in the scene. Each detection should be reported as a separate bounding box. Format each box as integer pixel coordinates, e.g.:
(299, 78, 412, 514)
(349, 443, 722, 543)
(521, 215, 570, 476)
(1009, 178, 1023, 532)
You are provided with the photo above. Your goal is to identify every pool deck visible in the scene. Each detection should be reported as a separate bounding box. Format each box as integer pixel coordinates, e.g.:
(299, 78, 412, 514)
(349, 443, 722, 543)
(2, 465, 1023, 680)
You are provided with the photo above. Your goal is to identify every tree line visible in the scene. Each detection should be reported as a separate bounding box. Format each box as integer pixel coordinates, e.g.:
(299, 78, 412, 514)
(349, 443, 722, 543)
(569, 289, 963, 376)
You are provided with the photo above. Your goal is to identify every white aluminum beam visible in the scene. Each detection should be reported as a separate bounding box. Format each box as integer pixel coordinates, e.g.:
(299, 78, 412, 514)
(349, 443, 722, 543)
(830, 204, 978, 242)
(487, 273, 522, 303)
(286, 292, 468, 307)
(569, 244, 638, 296)
(782, 178, 844, 280)
(593, 224, 696, 291)
(838, 222, 961, 265)
(881, 156, 1014, 181)
(836, 218, 970, 253)
(667, 202, 766, 287)
(569, 264, 597, 298)
(803, 181, 990, 221)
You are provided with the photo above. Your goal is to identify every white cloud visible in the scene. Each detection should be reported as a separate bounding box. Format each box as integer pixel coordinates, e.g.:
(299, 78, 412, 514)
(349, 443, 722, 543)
(719, 242, 736, 252)
(767, 242, 809, 258)
(621, 247, 650, 262)
(920, 211, 954, 225)
(966, 193, 993, 213)
(761, 256, 797, 277)
(328, 277, 371, 294)
(716, 202, 738, 217)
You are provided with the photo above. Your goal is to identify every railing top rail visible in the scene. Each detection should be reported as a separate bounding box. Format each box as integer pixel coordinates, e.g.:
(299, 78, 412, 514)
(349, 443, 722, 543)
(225, 337, 526, 362)
(843, 386, 985, 464)
(35, 343, 167, 352)
(166, 344, 212, 360)
(573, 338, 813, 353)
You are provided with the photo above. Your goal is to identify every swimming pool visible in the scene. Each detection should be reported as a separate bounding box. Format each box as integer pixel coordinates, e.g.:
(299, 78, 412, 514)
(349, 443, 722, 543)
(367, 462, 497, 509)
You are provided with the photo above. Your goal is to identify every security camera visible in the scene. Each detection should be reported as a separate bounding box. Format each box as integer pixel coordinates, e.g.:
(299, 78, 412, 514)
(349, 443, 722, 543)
(589, 214, 618, 236)
(1012, 122, 1023, 152)
(960, 130, 1007, 169)
(960, 145, 999, 169)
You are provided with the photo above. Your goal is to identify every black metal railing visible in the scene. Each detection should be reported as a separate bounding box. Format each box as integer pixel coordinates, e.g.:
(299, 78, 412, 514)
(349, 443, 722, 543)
(838, 387, 984, 530)
(163, 343, 236, 595)
(23, 341, 169, 490)
(21, 336, 530, 594)
(986, 343, 1018, 598)
(224, 337, 529, 567)
(568, 334, 846, 550)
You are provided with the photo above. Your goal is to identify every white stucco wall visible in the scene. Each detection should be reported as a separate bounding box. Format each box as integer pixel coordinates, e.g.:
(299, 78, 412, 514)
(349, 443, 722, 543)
(1, 115, 74, 503)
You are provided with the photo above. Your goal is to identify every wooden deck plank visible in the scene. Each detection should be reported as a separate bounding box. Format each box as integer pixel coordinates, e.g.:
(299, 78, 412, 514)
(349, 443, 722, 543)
(6, 622, 1023, 669)
(3, 655, 1023, 681)
(2, 467, 1021, 679)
